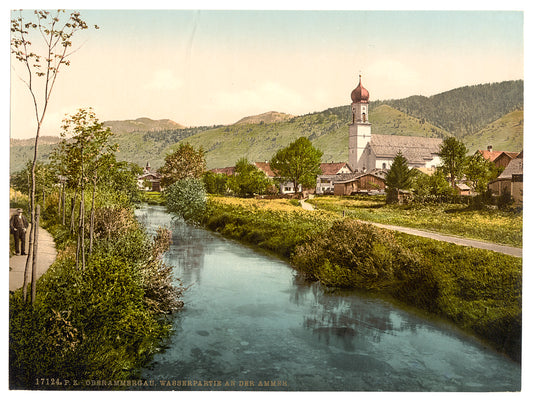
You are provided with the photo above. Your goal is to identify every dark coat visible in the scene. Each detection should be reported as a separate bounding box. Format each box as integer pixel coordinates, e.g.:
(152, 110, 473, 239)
(10, 213, 28, 235)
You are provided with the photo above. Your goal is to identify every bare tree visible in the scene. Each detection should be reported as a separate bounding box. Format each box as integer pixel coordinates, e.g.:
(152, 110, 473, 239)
(11, 10, 98, 303)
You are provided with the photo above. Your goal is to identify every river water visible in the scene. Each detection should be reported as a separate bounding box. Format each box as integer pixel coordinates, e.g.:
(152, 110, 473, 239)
(134, 205, 520, 392)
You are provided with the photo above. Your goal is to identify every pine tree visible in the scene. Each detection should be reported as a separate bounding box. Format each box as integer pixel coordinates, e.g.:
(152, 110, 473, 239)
(385, 151, 412, 203)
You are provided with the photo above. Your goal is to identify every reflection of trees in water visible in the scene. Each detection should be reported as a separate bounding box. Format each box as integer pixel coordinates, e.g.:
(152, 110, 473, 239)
(165, 221, 222, 286)
(289, 275, 421, 351)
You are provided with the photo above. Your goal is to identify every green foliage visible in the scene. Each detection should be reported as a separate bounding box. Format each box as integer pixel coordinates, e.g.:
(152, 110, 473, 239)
(270, 136, 323, 193)
(202, 171, 228, 195)
(227, 158, 271, 197)
(159, 143, 206, 188)
(291, 219, 420, 288)
(165, 178, 207, 224)
(411, 169, 453, 201)
(464, 153, 500, 192)
(385, 151, 412, 203)
(10, 209, 183, 389)
(438, 136, 468, 188)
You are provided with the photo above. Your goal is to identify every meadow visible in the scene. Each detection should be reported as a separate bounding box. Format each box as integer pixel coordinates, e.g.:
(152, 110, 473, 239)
(307, 195, 523, 247)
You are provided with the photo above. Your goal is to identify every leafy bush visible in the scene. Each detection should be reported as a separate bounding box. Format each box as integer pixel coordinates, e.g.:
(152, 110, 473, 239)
(10, 202, 183, 389)
(291, 219, 421, 288)
(166, 178, 207, 224)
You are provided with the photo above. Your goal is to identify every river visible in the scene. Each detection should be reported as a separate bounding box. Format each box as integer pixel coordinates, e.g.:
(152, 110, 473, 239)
(134, 205, 520, 392)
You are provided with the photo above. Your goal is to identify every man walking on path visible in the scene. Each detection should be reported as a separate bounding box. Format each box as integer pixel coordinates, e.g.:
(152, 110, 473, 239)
(10, 208, 28, 255)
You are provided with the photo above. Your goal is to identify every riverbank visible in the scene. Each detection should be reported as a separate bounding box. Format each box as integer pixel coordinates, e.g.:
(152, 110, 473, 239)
(201, 196, 522, 362)
(9, 220, 57, 292)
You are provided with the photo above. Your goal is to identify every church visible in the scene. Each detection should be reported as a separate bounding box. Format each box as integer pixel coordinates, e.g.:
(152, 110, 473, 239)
(348, 76, 442, 172)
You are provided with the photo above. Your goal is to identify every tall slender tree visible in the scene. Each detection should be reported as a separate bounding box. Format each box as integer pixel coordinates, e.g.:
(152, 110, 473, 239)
(11, 10, 97, 302)
(438, 137, 467, 190)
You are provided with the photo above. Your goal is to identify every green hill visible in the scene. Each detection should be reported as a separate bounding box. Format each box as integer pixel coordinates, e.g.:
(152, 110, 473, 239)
(9, 80, 523, 172)
(462, 110, 523, 154)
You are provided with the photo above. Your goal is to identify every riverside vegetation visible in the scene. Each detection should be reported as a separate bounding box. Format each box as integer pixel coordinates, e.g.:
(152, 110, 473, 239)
(9, 187, 183, 389)
(200, 196, 522, 362)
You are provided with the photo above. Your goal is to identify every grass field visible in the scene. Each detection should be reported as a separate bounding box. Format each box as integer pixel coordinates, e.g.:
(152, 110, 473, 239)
(307, 195, 522, 247)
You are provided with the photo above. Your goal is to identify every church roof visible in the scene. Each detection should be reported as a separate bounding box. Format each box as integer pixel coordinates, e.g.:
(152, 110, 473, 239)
(368, 134, 442, 164)
(351, 75, 369, 104)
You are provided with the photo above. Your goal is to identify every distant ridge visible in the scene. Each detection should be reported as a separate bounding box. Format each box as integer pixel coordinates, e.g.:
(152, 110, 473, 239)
(103, 117, 185, 134)
(234, 111, 295, 125)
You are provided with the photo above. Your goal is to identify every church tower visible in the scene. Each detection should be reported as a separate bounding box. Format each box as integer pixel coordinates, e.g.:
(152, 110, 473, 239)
(348, 75, 371, 171)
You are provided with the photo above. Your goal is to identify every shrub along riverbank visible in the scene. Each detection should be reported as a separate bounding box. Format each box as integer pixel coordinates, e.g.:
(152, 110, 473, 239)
(203, 196, 522, 362)
(9, 191, 183, 389)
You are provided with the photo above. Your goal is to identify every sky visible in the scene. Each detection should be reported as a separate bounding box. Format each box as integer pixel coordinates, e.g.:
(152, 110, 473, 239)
(8, 4, 526, 139)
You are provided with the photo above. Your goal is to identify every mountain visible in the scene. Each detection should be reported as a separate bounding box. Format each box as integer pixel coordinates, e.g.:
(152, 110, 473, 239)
(462, 110, 523, 153)
(9, 80, 524, 172)
(234, 111, 295, 125)
(103, 117, 185, 134)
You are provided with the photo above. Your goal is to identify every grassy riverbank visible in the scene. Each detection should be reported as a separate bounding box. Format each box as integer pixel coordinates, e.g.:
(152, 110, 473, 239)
(308, 195, 523, 247)
(204, 196, 522, 361)
(9, 192, 183, 389)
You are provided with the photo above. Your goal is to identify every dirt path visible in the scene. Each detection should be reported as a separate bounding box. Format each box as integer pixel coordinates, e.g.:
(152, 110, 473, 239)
(9, 210, 57, 292)
(366, 221, 522, 258)
(301, 200, 521, 258)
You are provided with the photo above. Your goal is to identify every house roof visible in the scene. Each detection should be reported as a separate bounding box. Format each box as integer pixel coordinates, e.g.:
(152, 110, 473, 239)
(476, 149, 519, 163)
(368, 134, 442, 164)
(319, 162, 353, 175)
(254, 162, 276, 177)
(455, 183, 470, 191)
(334, 172, 386, 185)
(498, 157, 523, 179)
(493, 151, 520, 164)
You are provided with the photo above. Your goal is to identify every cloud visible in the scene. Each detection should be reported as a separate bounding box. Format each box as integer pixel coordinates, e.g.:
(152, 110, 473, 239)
(145, 69, 183, 91)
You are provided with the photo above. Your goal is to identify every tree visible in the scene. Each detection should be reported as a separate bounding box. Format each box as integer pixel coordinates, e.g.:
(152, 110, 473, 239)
(270, 137, 323, 196)
(159, 143, 206, 188)
(438, 137, 467, 190)
(202, 171, 228, 195)
(166, 178, 207, 224)
(385, 151, 412, 203)
(411, 168, 452, 202)
(50, 109, 117, 269)
(227, 158, 271, 197)
(11, 10, 97, 303)
(464, 152, 500, 193)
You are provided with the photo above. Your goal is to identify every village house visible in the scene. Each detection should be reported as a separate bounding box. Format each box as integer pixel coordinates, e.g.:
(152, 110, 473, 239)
(475, 146, 520, 169)
(333, 170, 387, 196)
(488, 151, 523, 205)
(137, 162, 161, 191)
(348, 75, 442, 172)
(315, 162, 354, 194)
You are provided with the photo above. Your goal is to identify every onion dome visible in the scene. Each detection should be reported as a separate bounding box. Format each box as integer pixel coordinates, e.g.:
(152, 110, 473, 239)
(351, 75, 369, 103)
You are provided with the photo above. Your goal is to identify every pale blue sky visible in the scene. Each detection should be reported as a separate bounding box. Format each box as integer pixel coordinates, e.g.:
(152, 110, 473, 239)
(10, 8, 525, 138)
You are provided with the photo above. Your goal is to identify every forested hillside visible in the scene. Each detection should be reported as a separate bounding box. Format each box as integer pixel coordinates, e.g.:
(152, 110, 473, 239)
(372, 80, 523, 138)
(10, 80, 523, 172)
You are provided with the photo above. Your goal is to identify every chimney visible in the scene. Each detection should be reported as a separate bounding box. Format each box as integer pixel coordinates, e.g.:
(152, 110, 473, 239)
(487, 145, 493, 152)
